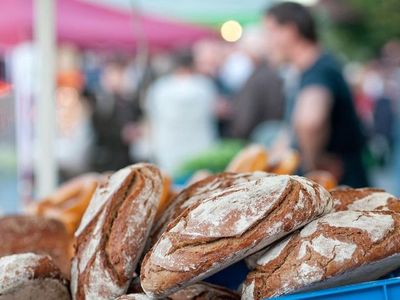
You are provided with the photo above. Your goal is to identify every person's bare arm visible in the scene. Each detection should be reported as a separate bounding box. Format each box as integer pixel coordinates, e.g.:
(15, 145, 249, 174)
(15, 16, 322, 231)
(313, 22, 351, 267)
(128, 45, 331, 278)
(293, 86, 332, 171)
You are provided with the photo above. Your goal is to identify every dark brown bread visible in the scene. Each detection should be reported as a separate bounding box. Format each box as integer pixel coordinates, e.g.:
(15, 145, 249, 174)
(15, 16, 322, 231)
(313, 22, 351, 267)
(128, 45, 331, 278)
(0, 215, 72, 277)
(141, 175, 332, 297)
(71, 163, 162, 300)
(148, 172, 272, 248)
(0, 253, 70, 299)
(330, 187, 400, 212)
(242, 210, 400, 300)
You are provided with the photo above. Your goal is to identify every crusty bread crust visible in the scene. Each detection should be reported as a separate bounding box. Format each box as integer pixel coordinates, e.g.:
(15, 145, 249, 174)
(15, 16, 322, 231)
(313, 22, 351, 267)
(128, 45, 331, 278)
(26, 173, 103, 235)
(243, 210, 400, 300)
(148, 172, 272, 249)
(71, 163, 162, 300)
(0, 253, 70, 299)
(330, 188, 400, 212)
(141, 175, 332, 297)
(0, 215, 72, 277)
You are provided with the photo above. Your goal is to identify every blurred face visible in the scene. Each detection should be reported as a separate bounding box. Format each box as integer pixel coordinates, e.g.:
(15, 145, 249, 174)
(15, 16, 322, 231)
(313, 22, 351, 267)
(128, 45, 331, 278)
(102, 64, 124, 94)
(263, 15, 296, 65)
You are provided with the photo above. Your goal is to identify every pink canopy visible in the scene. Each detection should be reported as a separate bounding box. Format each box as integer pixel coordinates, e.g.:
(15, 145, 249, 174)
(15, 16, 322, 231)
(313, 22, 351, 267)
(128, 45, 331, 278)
(0, 0, 216, 51)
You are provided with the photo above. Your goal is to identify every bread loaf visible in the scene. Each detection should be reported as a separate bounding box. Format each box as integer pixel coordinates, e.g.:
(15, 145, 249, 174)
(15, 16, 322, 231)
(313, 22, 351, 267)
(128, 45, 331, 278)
(305, 170, 337, 190)
(120, 282, 239, 300)
(0, 215, 72, 277)
(242, 210, 400, 300)
(141, 175, 332, 297)
(148, 172, 270, 248)
(331, 187, 400, 212)
(266, 149, 300, 175)
(27, 173, 102, 234)
(71, 163, 162, 300)
(226, 145, 268, 173)
(0, 253, 70, 299)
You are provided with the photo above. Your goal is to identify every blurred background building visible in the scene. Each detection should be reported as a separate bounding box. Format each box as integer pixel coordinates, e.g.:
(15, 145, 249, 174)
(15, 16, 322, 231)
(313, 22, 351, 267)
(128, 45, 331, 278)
(0, 0, 399, 212)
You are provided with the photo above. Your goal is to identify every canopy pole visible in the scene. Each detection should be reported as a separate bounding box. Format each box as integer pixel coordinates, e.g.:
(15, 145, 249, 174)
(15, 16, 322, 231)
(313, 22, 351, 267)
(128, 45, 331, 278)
(34, 0, 57, 197)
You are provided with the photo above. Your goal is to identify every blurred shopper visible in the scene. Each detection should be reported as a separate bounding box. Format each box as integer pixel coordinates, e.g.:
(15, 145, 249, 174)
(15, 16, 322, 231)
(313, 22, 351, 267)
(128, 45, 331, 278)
(383, 40, 400, 195)
(264, 2, 368, 187)
(56, 71, 93, 179)
(229, 28, 285, 139)
(90, 60, 138, 172)
(146, 50, 217, 174)
(193, 40, 231, 137)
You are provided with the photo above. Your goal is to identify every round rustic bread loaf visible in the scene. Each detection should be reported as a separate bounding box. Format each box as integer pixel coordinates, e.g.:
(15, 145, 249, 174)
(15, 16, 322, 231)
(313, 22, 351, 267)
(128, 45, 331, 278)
(330, 187, 400, 212)
(71, 163, 162, 300)
(141, 174, 332, 297)
(148, 171, 272, 248)
(0, 253, 70, 299)
(0, 215, 72, 277)
(242, 210, 400, 300)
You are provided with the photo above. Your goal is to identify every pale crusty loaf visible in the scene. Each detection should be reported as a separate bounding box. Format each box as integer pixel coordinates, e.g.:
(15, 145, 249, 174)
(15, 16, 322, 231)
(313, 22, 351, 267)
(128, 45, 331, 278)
(26, 173, 103, 235)
(331, 187, 400, 212)
(246, 187, 400, 270)
(242, 210, 400, 300)
(141, 175, 333, 297)
(71, 163, 162, 300)
(148, 172, 271, 248)
(0, 215, 72, 277)
(0, 253, 70, 299)
(225, 145, 268, 173)
(119, 282, 239, 300)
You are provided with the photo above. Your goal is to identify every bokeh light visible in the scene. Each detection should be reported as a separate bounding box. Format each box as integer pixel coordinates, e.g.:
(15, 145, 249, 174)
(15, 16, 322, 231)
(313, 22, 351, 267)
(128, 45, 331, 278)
(220, 20, 242, 42)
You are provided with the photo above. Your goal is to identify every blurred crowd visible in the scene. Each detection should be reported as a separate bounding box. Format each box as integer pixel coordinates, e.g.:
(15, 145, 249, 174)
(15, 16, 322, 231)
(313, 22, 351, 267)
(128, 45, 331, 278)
(44, 3, 400, 190)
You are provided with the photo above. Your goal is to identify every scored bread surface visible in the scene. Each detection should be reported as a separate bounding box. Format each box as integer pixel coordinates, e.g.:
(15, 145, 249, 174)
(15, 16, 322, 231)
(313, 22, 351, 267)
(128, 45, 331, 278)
(71, 163, 162, 300)
(242, 210, 400, 300)
(141, 175, 333, 297)
(330, 187, 400, 212)
(0, 253, 70, 299)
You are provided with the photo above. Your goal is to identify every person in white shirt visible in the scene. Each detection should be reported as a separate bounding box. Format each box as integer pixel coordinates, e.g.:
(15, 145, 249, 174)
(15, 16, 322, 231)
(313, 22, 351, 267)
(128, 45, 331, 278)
(146, 50, 218, 174)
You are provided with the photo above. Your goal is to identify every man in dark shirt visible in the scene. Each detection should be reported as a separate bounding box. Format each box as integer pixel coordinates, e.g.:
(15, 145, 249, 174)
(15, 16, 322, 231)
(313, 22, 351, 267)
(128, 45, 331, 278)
(264, 2, 368, 187)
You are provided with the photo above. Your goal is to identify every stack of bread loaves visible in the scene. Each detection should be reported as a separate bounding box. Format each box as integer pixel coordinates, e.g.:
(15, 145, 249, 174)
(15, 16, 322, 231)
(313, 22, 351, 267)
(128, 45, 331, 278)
(1, 162, 400, 300)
